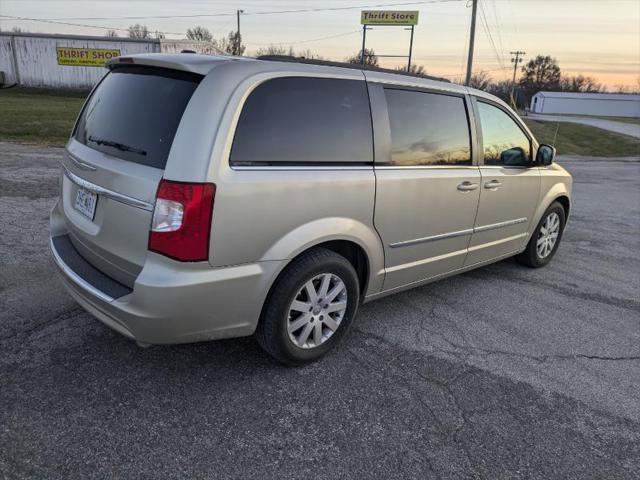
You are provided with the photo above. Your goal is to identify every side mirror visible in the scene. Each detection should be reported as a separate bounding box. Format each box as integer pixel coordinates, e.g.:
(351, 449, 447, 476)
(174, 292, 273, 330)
(536, 144, 556, 166)
(500, 147, 528, 166)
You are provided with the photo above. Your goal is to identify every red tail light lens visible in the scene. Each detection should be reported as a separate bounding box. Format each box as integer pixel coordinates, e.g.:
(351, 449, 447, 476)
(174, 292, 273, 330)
(148, 180, 216, 261)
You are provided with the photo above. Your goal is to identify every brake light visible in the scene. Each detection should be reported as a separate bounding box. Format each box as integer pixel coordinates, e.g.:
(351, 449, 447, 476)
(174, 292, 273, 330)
(148, 180, 215, 261)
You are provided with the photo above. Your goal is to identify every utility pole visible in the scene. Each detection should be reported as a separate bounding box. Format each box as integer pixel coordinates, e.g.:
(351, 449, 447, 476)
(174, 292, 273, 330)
(236, 9, 244, 55)
(509, 51, 525, 108)
(464, 0, 478, 85)
(361, 25, 368, 65)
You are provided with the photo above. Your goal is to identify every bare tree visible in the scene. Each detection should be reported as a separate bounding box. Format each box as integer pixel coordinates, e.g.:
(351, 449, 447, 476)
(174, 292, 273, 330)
(468, 71, 493, 91)
(519, 55, 561, 101)
(128, 24, 151, 39)
(255, 45, 296, 57)
(186, 26, 213, 42)
(253, 45, 323, 59)
(394, 64, 429, 77)
(215, 31, 245, 55)
(297, 49, 323, 60)
(346, 48, 378, 67)
(560, 75, 602, 93)
(105, 30, 119, 38)
(11, 26, 24, 33)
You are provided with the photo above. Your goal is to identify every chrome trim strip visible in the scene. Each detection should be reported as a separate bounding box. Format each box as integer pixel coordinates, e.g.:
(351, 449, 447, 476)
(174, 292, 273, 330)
(389, 228, 473, 248)
(474, 217, 527, 233)
(375, 165, 478, 170)
(63, 167, 154, 212)
(50, 237, 114, 303)
(231, 165, 373, 171)
(389, 217, 527, 248)
(67, 152, 97, 171)
(386, 247, 468, 272)
(467, 233, 528, 253)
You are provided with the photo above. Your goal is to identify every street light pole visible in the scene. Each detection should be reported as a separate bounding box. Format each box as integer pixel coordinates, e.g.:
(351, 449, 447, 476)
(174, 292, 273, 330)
(464, 0, 478, 85)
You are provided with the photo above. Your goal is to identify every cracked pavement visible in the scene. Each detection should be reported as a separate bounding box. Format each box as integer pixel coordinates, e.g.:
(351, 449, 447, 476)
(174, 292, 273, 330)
(1, 143, 639, 479)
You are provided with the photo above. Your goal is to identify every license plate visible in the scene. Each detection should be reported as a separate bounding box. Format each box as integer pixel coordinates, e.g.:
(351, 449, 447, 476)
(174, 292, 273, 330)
(74, 187, 98, 220)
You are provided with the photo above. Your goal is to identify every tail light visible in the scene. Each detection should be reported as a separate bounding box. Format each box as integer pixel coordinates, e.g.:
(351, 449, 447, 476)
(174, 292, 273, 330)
(148, 180, 216, 261)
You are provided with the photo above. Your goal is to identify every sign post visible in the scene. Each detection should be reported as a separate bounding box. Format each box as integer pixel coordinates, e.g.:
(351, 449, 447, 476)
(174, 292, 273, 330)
(360, 10, 419, 70)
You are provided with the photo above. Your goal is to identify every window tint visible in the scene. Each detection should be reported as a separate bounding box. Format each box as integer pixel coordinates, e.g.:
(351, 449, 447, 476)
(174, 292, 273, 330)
(384, 89, 471, 166)
(477, 102, 531, 166)
(74, 66, 202, 170)
(230, 77, 373, 165)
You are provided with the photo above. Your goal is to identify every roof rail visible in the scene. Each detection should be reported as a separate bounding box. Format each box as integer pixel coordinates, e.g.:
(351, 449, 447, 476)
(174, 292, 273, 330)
(256, 55, 451, 83)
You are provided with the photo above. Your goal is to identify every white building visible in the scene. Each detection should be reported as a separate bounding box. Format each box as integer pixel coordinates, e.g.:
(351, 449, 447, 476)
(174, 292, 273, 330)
(530, 91, 640, 118)
(0, 32, 226, 89)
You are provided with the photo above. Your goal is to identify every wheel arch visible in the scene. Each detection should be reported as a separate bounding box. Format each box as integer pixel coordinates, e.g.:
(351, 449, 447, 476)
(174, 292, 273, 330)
(530, 183, 572, 239)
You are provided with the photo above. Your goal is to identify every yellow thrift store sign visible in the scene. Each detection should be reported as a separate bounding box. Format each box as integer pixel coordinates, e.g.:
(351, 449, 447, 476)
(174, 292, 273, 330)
(360, 10, 419, 25)
(56, 47, 121, 67)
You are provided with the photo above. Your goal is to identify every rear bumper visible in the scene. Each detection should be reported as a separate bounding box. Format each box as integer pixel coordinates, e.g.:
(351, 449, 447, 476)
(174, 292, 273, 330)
(50, 200, 282, 345)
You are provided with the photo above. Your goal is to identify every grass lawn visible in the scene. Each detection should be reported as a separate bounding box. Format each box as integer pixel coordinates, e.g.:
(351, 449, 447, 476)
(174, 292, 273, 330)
(0, 87, 87, 146)
(536, 113, 640, 126)
(523, 119, 640, 157)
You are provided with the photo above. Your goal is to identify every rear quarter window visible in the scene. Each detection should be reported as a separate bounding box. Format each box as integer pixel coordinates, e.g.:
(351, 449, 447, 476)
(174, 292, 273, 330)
(230, 77, 373, 165)
(74, 66, 202, 170)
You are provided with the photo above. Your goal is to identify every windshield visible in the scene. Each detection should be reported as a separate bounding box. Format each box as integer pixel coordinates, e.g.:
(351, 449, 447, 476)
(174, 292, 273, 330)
(74, 66, 202, 169)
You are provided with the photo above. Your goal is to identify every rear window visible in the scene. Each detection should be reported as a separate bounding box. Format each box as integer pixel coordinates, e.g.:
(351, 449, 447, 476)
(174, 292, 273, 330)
(230, 77, 373, 165)
(74, 66, 202, 169)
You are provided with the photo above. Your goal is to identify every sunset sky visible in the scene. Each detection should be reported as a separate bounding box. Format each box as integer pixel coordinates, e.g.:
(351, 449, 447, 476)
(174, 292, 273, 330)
(1, 0, 639, 89)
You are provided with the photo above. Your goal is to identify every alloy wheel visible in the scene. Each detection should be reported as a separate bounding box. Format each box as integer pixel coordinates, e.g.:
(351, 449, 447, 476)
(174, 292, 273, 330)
(286, 273, 348, 349)
(536, 212, 560, 259)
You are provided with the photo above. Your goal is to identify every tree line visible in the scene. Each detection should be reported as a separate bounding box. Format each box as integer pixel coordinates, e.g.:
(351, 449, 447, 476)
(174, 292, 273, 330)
(8, 23, 636, 99)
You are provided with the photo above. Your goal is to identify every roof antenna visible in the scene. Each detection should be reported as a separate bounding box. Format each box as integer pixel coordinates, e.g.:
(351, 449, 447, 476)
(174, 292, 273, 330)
(552, 121, 560, 147)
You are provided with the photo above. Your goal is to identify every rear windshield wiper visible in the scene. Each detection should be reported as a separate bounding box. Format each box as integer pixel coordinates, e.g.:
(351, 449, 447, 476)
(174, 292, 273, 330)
(88, 136, 147, 156)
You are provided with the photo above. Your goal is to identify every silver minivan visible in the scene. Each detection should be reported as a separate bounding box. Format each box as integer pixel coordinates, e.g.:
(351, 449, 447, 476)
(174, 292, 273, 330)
(50, 54, 572, 364)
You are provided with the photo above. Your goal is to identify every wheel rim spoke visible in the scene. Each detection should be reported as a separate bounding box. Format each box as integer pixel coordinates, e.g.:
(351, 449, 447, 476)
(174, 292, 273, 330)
(313, 322, 323, 346)
(323, 316, 340, 331)
(297, 322, 314, 346)
(288, 313, 311, 334)
(290, 300, 311, 313)
(325, 301, 347, 314)
(304, 280, 319, 304)
(318, 274, 331, 298)
(326, 283, 345, 302)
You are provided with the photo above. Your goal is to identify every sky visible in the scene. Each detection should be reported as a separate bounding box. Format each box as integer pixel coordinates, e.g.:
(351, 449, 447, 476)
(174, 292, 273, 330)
(1, 0, 639, 89)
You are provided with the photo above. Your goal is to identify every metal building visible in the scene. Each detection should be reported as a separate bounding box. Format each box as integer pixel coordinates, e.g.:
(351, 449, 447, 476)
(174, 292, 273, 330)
(0, 32, 226, 89)
(530, 91, 640, 118)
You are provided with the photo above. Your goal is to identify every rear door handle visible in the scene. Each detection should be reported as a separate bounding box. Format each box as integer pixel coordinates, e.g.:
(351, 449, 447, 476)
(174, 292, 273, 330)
(457, 181, 479, 192)
(484, 180, 503, 190)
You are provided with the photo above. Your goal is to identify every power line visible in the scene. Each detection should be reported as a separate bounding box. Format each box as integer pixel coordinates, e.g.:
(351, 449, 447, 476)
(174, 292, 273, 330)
(488, 0, 505, 59)
(0, 15, 183, 36)
(18, 1, 466, 21)
(478, 0, 504, 70)
(246, 30, 362, 47)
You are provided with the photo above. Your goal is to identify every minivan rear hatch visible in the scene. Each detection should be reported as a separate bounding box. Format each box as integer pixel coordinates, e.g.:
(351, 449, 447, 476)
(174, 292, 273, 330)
(60, 65, 202, 287)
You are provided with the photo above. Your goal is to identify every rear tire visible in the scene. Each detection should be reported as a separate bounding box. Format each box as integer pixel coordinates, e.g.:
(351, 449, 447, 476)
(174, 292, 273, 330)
(255, 248, 360, 365)
(517, 201, 566, 268)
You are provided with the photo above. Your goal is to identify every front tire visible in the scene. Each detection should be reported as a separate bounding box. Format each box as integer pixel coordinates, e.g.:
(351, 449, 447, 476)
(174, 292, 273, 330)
(255, 248, 360, 365)
(517, 201, 566, 268)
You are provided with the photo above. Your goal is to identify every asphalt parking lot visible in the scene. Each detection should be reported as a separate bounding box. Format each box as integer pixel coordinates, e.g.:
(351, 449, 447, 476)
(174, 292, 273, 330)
(1, 142, 639, 479)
